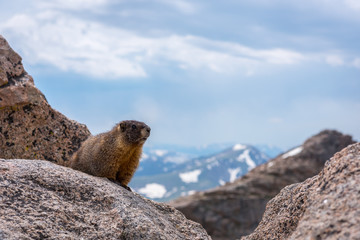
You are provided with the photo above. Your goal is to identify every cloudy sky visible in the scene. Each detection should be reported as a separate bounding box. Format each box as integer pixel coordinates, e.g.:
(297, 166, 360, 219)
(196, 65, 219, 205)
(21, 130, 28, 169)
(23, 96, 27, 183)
(1, 0, 359, 149)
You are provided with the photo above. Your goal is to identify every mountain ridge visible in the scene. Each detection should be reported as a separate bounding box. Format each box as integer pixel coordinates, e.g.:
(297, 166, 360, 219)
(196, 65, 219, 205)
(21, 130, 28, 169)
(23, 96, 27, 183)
(169, 130, 355, 240)
(131, 143, 271, 202)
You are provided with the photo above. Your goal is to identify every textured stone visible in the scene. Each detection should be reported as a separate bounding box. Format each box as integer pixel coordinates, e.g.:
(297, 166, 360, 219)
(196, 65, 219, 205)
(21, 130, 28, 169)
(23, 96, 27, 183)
(0, 35, 41, 105)
(0, 35, 24, 87)
(0, 159, 212, 240)
(0, 35, 90, 165)
(170, 130, 354, 240)
(242, 143, 360, 240)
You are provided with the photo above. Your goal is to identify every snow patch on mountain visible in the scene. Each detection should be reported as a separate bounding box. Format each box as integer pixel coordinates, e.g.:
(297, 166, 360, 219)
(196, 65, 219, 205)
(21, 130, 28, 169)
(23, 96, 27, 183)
(205, 157, 216, 163)
(140, 153, 149, 161)
(164, 155, 189, 164)
(228, 167, 242, 182)
(132, 143, 272, 201)
(206, 160, 220, 170)
(282, 146, 303, 159)
(179, 169, 202, 183)
(188, 190, 196, 196)
(233, 144, 247, 151)
(154, 149, 168, 157)
(164, 187, 178, 198)
(237, 149, 256, 170)
(219, 179, 226, 186)
(138, 183, 167, 198)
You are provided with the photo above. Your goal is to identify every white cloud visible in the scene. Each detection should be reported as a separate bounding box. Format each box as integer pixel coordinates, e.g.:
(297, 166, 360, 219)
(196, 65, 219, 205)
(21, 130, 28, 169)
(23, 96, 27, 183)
(130, 97, 162, 124)
(352, 58, 360, 69)
(0, 8, 324, 80)
(156, 0, 197, 14)
(35, 0, 112, 11)
(344, 0, 360, 11)
(325, 55, 344, 66)
(299, 0, 360, 15)
(268, 117, 284, 124)
(0, 12, 148, 78)
(183, 37, 305, 65)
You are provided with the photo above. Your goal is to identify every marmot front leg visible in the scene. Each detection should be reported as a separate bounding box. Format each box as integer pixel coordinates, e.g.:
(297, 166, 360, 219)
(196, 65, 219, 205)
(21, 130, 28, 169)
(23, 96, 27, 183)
(109, 179, 132, 191)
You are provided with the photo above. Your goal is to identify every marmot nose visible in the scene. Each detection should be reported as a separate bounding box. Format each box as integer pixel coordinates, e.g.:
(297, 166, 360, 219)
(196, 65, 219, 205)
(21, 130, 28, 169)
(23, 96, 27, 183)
(141, 125, 151, 133)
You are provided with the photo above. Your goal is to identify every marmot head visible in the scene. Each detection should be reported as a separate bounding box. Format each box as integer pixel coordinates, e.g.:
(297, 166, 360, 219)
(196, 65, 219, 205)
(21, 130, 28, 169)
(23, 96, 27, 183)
(117, 120, 151, 145)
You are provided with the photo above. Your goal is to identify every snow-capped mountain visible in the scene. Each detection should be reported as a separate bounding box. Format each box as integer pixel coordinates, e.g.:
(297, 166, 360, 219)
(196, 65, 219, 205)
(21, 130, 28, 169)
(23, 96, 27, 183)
(135, 143, 237, 177)
(135, 149, 192, 177)
(143, 143, 235, 157)
(254, 144, 283, 158)
(130, 144, 270, 202)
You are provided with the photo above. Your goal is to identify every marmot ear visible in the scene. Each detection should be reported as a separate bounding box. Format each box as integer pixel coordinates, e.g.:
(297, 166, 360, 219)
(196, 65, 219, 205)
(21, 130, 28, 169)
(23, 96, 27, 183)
(119, 122, 126, 132)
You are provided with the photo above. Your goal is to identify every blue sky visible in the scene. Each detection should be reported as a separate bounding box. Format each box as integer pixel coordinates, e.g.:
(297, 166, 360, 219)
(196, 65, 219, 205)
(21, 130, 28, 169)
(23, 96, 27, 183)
(0, 0, 359, 149)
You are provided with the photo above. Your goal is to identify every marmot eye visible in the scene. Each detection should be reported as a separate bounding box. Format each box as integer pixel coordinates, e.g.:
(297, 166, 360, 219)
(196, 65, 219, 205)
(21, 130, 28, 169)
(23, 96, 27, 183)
(132, 124, 137, 130)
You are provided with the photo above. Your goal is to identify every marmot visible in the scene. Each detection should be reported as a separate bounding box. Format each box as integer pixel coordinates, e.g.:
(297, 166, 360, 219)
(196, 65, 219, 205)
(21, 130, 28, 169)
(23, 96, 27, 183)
(68, 120, 150, 191)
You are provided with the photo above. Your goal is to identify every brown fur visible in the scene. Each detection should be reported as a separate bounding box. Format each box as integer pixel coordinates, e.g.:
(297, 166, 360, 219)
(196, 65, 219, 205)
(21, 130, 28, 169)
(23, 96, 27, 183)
(67, 120, 150, 189)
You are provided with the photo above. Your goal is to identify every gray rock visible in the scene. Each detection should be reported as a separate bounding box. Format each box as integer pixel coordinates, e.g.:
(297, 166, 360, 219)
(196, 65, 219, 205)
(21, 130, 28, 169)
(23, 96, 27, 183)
(0, 159, 211, 240)
(242, 142, 360, 240)
(0, 34, 90, 165)
(170, 130, 354, 240)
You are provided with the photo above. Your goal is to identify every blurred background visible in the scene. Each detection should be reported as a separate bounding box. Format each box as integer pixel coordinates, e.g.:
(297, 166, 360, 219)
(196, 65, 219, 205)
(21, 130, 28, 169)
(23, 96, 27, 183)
(1, 0, 359, 200)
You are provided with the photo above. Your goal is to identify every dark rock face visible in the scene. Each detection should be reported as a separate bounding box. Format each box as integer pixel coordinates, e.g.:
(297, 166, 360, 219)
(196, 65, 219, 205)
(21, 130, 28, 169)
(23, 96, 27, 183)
(0, 35, 90, 165)
(170, 130, 354, 240)
(0, 159, 212, 239)
(242, 142, 360, 240)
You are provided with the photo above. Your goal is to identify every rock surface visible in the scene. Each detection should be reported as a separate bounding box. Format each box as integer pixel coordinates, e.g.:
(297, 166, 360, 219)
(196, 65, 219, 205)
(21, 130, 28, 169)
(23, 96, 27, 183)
(170, 130, 354, 240)
(242, 142, 360, 240)
(0, 35, 90, 165)
(0, 159, 212, 240)
(0, 36, 25, 87)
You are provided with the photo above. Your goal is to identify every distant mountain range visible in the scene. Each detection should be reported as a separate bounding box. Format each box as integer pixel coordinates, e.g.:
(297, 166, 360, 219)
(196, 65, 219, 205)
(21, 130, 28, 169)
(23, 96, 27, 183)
(169, 130, 355, 240)
(135, 143, 238, 177)
(130, 143, 281, 202)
